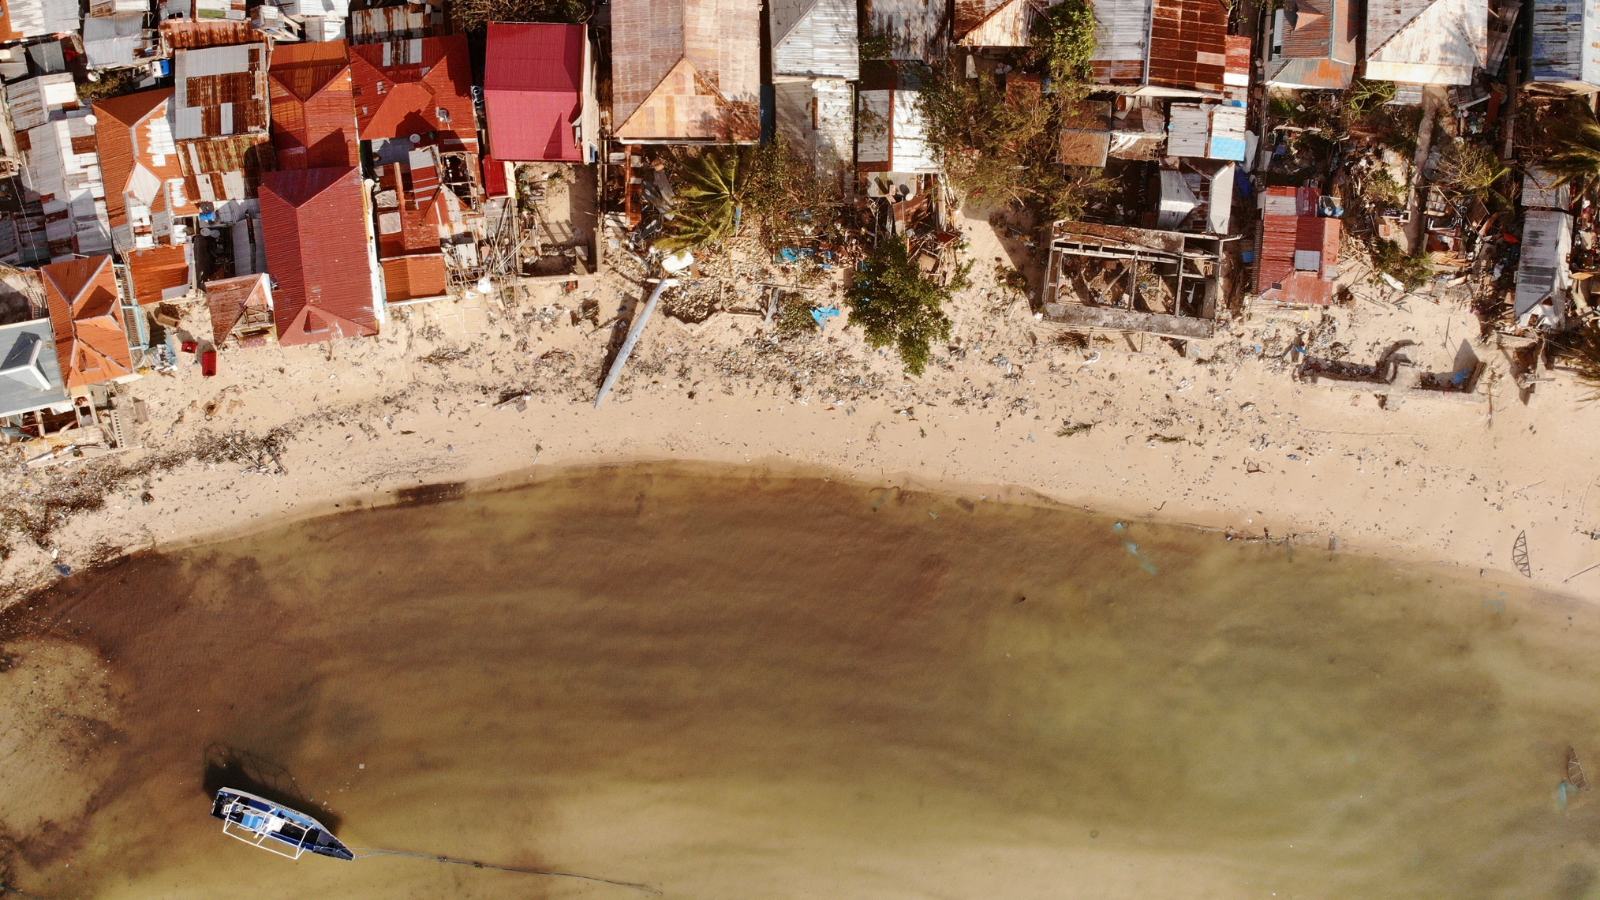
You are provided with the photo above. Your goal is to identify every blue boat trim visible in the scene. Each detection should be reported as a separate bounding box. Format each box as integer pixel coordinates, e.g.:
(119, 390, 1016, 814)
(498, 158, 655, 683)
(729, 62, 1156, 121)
(210, 788, 354, 861)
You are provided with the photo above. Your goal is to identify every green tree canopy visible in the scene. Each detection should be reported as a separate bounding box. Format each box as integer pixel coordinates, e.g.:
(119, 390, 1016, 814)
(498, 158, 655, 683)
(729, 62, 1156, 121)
(1545, 111, 1600, 199)
(452, 0, 588, 34)
(917, 64, 1113, 217)
(1030, 0, 1098, 83)
(845, 238, 955, 376)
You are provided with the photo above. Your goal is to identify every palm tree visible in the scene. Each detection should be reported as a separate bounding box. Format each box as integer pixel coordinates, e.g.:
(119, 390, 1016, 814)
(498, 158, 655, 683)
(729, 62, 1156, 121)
(1552, 322, 1600, 399)
(657, 148, 745, 251)
(1544, 114, 1600, 198)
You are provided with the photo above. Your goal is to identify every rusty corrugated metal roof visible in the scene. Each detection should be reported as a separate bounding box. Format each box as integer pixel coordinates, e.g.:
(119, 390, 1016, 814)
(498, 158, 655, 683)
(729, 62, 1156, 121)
(611, 0, 760, 141)
(381, 253, 446, 302)
(269, 40, 359, 169)
(173, 43, 269, 139)
(42, 255, 132, 388)
(259, 166, 378, 346)
(205, 272, 272, 345)
(1256, 212, 1339, 305)
(95, 88, 196, 249)
(179, 133, 275, 202)
(160, 18, 255, 48)
(1147, 0, 1230, 93)
(125, 244, 192, 305)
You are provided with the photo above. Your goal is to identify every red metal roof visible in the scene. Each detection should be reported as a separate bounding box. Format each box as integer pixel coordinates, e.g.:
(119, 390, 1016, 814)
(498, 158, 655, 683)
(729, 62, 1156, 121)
(1256, 213, 1341, 306)
(259, 166, 379, 346)
(125, 244, 192, 306)
(480, 154, 508, 197)
(348, 35, 479, 154)
(483, 23, 584, 161)
(42, 255, 133, 388)
(381, 253, 447, 303)
(269, 40, 359, 170)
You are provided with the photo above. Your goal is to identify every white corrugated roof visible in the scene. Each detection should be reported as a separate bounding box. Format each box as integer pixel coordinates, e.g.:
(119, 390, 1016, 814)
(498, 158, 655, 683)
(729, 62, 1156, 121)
(1365, 0, 1487, 84)
(773, 0, 859, 79)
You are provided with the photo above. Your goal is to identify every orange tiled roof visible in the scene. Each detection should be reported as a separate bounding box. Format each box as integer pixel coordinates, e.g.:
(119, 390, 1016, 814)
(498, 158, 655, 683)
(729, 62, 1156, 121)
(42, 255, 133, 388)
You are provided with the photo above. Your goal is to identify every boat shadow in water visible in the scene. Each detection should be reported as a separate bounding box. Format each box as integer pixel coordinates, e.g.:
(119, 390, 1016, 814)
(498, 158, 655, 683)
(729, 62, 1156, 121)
(201, 744, 342, 833)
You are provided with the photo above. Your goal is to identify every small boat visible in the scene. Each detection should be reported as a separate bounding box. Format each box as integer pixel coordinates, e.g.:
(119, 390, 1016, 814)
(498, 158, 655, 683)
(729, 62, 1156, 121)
(211, 788, 354, 860)
(1570, 748, 1591, 793)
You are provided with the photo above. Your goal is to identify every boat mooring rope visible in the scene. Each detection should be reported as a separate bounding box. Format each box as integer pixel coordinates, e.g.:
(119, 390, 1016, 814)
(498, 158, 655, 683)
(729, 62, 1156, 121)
(349, 848, 660, 894)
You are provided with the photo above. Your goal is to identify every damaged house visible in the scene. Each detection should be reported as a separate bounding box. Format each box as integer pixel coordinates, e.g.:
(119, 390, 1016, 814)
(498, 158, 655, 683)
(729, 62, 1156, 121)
(8, 73, 114, 263)
(610, 0, 760, 142)
(95, 88, 195, 252)
(1039, 220, 1223, 341)
(1515, 206, 1573, 332)
(1364, 0, 1487, 85)
(1266, 0, 1358, 89)
(1089, 0, 1245, 96)
(373, 147, 459, 305)
(1254, 185, 1341, 306)
(771, 0, 857, 191)
(349, 35, 479, 161)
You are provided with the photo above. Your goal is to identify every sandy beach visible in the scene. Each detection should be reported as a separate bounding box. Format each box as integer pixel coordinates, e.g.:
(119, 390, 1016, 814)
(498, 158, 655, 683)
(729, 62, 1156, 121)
(1, 208, 1595, 603)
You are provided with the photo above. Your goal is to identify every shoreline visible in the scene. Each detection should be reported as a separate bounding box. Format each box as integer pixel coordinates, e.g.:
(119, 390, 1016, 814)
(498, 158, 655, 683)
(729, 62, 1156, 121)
(1, 212, 1593, 606)
(38, 449, 1562, 616)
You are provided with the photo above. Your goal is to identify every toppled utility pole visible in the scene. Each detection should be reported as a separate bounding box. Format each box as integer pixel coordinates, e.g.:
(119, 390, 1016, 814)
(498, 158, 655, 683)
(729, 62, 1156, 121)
(594, 277, 678, 407)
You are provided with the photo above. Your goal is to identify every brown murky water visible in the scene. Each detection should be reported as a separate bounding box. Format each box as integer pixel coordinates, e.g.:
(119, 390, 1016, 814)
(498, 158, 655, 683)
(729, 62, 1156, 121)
(4, 464, 1600, 900)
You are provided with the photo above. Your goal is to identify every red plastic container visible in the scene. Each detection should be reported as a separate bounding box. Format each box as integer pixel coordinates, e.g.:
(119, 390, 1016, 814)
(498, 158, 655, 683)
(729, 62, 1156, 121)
(201, 350, 217, 377)
(181, 340, 198, 353)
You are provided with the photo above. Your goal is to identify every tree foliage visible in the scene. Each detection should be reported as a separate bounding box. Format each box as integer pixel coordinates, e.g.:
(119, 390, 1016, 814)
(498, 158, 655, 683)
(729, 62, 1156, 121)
(845, 238, 955, 376)
(657, 139, 824, 251)
(451, 0, 588, 35)
(1434, 138, 1509, 207)
(917, 64, 1113, 217)
(1545, 110, 1600, 199)
(1370, 238, 1433, 291)
(658, 148, 745, 251)
(1552, 322, 1600, 399)
(1030, 0, 1098, 83)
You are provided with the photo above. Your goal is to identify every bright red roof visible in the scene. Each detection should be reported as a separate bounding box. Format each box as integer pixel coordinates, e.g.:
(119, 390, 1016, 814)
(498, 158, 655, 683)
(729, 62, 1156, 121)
(349, 35, 479, 154)
(259, 166, 379, 345)
(484, 23, 586, 160)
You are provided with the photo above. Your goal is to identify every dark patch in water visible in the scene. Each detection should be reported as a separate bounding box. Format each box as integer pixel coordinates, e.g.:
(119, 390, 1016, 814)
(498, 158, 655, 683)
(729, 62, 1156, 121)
(202, 744, 342, 832)
(396, 482, 467, 506)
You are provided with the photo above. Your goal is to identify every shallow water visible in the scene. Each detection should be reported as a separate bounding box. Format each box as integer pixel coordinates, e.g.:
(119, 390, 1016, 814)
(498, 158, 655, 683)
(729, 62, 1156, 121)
(6, 465, 1600, 899)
